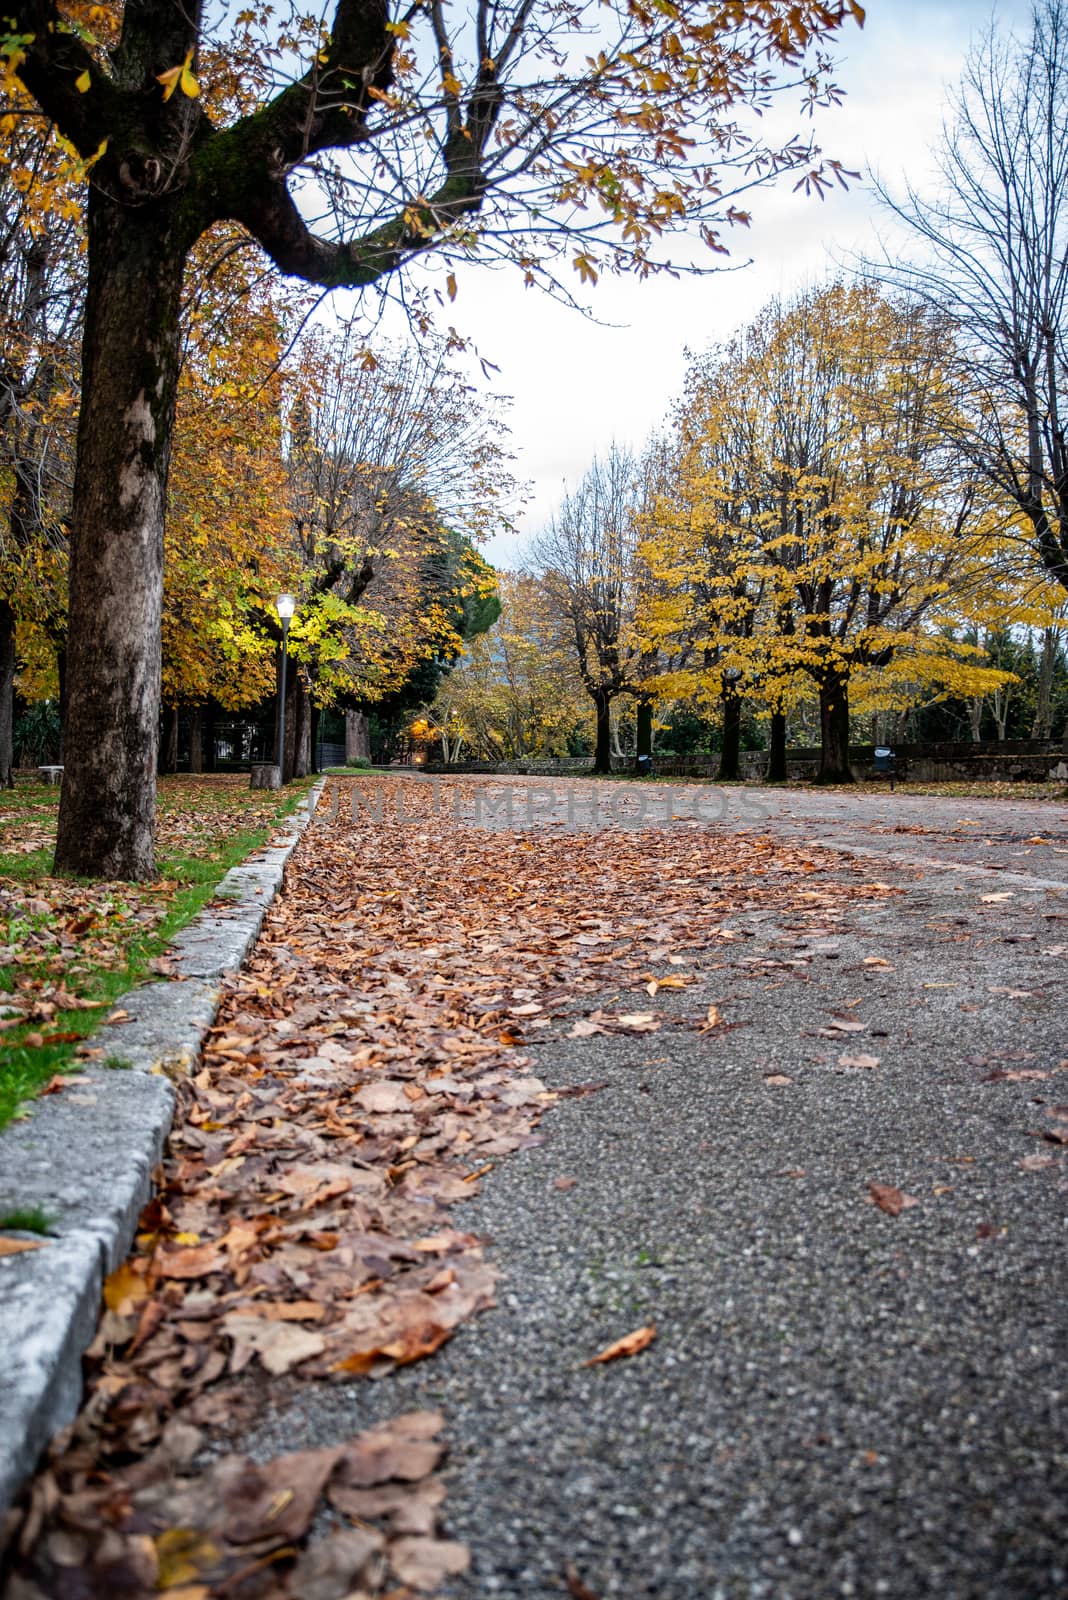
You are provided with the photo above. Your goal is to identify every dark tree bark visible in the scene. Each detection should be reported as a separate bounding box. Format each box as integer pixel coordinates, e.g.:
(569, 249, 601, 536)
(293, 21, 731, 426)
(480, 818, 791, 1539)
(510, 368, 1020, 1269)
(592, 688, 613, 775)
(310, 700, 321, 774)
(295, 684, 311, 778)
(53, 193, 187, 877)
(345, 708, 371, 762)
(634, 697, 654, 765)
(815, 671, 854, 784)
(189, 705, 203, 773)
(718, 682, 741, 781)
(0, 600, 15, 788)
(767, 708, 788, 783)
(160, 705, 178, 774)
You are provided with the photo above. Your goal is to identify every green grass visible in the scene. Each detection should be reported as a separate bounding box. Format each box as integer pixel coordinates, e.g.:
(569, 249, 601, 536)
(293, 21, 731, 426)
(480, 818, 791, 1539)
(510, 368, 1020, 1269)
(0, 778, 315, 1130)
(0, 1204, 56, 1234)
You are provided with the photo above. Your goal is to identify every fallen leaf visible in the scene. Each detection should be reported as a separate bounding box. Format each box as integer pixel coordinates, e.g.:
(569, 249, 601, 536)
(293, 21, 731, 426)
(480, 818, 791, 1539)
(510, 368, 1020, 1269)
(554, 1176, 578, 1191)
(222, 1313, 326, 1375)
(838, 1053, 881, 1070)
(390, 1535, 470, 1592)
(584, 1324, 657, 1366)
(566, 1564, 601, 1600)
(867, 1183, 919, 1216)
(0, 1236, 44, 1256)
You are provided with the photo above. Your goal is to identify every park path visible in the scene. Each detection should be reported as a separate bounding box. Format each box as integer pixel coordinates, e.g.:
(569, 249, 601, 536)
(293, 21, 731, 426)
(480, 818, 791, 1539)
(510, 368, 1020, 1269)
(4, 774, 1068, 1599)
(239, 777, 1068, 1598)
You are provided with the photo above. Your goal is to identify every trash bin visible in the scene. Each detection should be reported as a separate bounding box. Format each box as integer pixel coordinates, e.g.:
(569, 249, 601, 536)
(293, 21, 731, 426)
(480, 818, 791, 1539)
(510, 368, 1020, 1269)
(636, 754, 653, 778)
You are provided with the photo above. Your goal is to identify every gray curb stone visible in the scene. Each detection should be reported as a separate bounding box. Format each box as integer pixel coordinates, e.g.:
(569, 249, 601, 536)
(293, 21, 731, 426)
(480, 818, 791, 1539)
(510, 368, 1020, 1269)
(0, 779, 325, 1516)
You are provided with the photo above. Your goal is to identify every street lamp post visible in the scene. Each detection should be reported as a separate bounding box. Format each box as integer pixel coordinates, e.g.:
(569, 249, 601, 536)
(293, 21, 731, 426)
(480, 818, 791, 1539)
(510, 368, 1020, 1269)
(276, 593, 296, 783)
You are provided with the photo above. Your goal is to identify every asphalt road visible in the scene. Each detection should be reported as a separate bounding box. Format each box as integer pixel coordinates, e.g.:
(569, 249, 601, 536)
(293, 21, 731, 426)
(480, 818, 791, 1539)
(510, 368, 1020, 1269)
(245, 781, 1068, 1599)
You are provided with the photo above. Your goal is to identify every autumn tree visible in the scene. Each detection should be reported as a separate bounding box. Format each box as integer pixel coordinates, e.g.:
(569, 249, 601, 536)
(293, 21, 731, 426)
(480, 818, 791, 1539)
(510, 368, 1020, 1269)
(278, 330, 513, 776)
(644, 283, 1015, 782)
(161, 231, 300, 759)
(5, 0, 863, 874)
(875, 0, 1068, 600)
(426, 569, 590, 760)
(532, 446, 646, 774)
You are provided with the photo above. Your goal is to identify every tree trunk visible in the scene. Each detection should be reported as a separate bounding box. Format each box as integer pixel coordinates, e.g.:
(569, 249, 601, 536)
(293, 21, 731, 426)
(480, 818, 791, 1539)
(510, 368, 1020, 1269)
(160, 705, 178, 774)
(0, 600, 15, 788)
(635, 697, 653, 764)
(767, 708, 788, 783)
(295, 683, 311, 778)
(1031, 627, 1056, 739)
(53, 195, 187, 878)
(310, 700, 321, 774)
(189, 705, 203, 773)
(718, 683, 741, 781)
(592, 689, 612, 775)
(815, 672, 854, 784)
(345, 708, 371, 762)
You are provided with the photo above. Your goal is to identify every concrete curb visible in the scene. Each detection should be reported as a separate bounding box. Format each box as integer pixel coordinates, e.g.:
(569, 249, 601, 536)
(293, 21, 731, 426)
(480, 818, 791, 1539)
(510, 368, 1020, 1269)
(0, 779, 326, 1516)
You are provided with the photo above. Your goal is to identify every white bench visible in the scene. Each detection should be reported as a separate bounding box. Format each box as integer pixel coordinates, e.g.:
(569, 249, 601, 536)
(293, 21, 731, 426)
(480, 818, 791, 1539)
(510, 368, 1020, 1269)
(38, 765, 64, 784)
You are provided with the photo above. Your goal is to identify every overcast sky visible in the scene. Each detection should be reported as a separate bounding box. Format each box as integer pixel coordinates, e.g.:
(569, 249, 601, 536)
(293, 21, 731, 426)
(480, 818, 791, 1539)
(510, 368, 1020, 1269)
(388, 0, 1034, 565)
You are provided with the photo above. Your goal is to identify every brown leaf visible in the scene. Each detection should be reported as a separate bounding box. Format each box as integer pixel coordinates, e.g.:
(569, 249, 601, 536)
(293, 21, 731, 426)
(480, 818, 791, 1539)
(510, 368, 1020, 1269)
(838, 1053, 881, 1070)
(389, 1535, 470, 1592)
(222, 1314, 326, 1375)
(154, 1242, 224, 1279)
(554, 1176, 578, 1191)
(867, 1183, 919, 1216)
(584, 1324, 657, 1366)
(566, 1564, 601, 1600)
(288, 1526, 385, 1600)
(336, 1413, 445, 1487)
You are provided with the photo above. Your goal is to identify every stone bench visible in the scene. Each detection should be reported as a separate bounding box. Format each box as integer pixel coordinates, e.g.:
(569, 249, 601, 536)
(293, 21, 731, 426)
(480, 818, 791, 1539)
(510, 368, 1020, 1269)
(38, 765, 64, 784)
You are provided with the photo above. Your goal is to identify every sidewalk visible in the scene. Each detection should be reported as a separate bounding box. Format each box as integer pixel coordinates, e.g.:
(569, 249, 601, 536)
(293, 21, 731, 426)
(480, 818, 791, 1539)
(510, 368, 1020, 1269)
(3, 774, 1066, 1598)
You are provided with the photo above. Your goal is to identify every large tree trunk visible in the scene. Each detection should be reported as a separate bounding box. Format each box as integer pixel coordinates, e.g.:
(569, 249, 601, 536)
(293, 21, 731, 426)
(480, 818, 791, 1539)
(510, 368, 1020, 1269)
(0, 599, 15, 788)
(345, 708, 371, 762)
(718, 682, 741, 781)
(53, 196, 187, 878)
(592, 689, 612, 775)
(767, 708, 788, 783)
(815, 671, 854, 784)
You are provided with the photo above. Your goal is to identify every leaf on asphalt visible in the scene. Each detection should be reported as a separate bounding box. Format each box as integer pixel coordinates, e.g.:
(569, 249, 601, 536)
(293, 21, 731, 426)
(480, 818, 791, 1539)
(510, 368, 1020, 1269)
(289, 1525, 386, 1600)
(554, 1176, 578, 1191)
(584, 1324, 657, 1366)
(1020, 1153, 1058, 1171)
(335, 1412, 446, 1487)
(980, 892, 1014, 903)
(764, 1073, 793, 1086)
(389, 1535, 470, 1591)
(566, 1563, 601, 1599)
(838, 1053, 881, 1070)
(867, 1183, 919, 1216)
